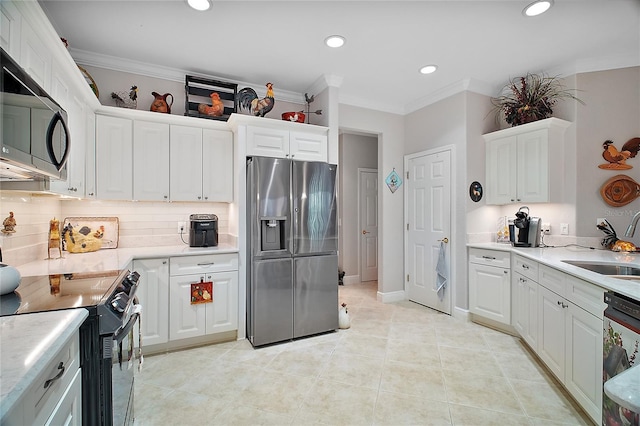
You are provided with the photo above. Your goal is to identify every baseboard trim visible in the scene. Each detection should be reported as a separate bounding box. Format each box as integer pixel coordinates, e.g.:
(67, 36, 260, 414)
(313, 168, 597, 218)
(453, 306, 470, 322)
(377, 290, 406, 304)
(343, 275, 360, 285)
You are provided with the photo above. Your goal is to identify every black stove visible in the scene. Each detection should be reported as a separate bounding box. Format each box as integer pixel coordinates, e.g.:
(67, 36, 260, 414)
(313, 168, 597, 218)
(0, 268, 141, 425)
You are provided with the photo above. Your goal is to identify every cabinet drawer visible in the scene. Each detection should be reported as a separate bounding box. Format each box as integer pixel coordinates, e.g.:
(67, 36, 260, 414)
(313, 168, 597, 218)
(30, 333, 80, 425)
(513, 255, 538, 281)
(564, 274, 606, 319)
(538, 264, 565, 296)
(170, 253, 238, 275)
(469, 248, 510, 268)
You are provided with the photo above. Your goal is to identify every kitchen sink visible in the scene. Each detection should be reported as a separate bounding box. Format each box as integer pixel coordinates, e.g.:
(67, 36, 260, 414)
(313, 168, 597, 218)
(562, 260, 640, 276)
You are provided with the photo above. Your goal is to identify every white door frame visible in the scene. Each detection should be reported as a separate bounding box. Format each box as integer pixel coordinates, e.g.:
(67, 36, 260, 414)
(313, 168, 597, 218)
(403, 145, 457, 314)
(358, 167, 378, 282)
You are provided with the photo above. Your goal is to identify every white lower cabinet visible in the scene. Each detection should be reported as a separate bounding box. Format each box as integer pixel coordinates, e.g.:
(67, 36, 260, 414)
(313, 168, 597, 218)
(6, 331, 82, 426)
(511, 271, 538, 349)
(134, 258, 169, 346)
(169, 254, 238, 341)
(468, 248, 511, 325)
(508, 259, 604, 425)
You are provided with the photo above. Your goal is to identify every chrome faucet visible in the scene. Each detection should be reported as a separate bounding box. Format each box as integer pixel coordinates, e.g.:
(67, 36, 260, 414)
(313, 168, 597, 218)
(624, 211, 640, 237)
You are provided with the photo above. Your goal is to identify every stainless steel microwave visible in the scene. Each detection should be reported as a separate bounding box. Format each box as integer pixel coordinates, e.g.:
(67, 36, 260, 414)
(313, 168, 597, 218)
(1, 47, 70, 182)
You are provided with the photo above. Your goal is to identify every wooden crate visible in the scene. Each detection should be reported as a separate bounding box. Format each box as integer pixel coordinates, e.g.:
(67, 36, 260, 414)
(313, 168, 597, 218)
(185, 75, 237, 121)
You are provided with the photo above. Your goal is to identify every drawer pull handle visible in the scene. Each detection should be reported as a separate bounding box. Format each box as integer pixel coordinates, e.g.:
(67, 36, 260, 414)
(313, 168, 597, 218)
(521, 264, 529, 270)
(520, 277, 526, 282)
(197, 262, 215, 267)
(482, 256, 496, 260)
(44, 362, 65, 389)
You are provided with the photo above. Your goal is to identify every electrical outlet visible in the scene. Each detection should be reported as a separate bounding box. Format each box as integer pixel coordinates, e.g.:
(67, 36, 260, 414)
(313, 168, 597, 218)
(541, 223, 551, 234)
(596, 217, 607, 227)
(560, 223, 569, 235)
(178, 221, 186, 234)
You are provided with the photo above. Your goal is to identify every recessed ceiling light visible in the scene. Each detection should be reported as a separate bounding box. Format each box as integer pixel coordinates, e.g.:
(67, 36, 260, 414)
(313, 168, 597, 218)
(187, 0, 210, 11)
(419, 65, 438, 75)
(325, 35, 346, 48)
(523, 0, 553, 17)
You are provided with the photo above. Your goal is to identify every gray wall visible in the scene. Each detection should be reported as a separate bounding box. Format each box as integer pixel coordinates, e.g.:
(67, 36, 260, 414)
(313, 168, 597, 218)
(575, 67, 640, 242)
(338, 133, 378, 281)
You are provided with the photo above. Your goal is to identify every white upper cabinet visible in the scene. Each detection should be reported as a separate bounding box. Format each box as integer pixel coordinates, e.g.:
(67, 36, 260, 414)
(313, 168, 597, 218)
(133, 120, 170, 201)
(1, 1, 22, 61)
(229, 114, 329, 163)
(203, 128, 233, 202)
(484, 118, 571, 205)
(18, 17, 51, 91)
(95, 114, 133, 200)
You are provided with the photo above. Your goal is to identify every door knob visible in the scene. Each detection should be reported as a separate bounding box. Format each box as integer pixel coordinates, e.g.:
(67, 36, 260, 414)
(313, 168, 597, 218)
(438, 237, 449, 243)
(362, 230, 370, 234)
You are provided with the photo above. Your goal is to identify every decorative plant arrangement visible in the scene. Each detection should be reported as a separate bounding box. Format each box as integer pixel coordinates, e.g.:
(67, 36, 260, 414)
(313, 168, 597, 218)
(490, 73, 584, 126)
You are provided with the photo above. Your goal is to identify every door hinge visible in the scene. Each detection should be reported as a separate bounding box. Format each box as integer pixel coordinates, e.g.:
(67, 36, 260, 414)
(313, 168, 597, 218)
(407, 274, 410, 282)
(406, 223, 409, 231)
(406, 171, 409, 180)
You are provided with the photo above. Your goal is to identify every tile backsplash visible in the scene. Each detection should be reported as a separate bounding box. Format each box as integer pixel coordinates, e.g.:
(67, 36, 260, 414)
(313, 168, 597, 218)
(0, 193, 231, 266)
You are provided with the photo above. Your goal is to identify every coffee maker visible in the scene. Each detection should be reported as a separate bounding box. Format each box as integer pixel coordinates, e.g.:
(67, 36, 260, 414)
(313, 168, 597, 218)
(511, 206, 542, 247)
(189, 214, 218, 247)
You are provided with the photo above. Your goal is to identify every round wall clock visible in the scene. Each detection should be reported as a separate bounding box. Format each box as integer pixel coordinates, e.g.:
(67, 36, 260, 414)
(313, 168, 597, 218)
(469, 181, 483, 202)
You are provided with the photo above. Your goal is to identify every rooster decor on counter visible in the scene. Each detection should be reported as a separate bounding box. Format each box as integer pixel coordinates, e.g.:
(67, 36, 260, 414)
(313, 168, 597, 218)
(237, 82, 275, 117)
(597, 219, 638, 252)
(198, 92, 225, 117)
(111, 85, 138, 109)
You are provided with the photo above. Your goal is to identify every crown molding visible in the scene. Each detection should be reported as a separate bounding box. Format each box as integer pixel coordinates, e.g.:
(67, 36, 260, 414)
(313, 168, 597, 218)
(306, 74, 344, 98)
(403, 77, 495, 115)
(69, 48, 306, 104)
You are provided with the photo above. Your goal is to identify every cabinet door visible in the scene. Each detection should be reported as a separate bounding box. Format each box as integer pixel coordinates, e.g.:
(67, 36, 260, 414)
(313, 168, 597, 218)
(134, 121, 170, 201)
(19, 18, 50, 90)
(170, 125, 203, 202)
(468, 262, 510, 324)
(512, 272, 538, 350)
(169, 273, 208, 340)
(289, 131, 327, 162)
(134, 258, 169, 346)
(45, 368, 82, 426)
(1, 1, 21, 61)
(565, 303, 603, 424)
(516, 129, 549, 203)
(203, 129, 233, 202)
(205, 271, 238, 334)
(96, 115, 133, 200)
(537, 285, 565, 381)
(247, 126, 289, 158)
(485, 136, 517, 204)
(84, 109, 96, 198)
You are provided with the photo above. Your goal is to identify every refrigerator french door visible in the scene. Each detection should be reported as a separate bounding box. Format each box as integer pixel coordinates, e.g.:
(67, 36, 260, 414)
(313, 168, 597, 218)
(247, 156, 338, 347)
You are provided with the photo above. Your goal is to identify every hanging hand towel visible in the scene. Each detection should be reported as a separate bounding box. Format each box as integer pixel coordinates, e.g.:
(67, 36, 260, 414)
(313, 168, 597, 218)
(435, 241, 447, 301)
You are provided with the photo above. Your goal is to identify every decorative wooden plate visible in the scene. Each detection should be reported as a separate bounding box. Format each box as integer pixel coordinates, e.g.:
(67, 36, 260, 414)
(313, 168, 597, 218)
(600, 174, 640, 207)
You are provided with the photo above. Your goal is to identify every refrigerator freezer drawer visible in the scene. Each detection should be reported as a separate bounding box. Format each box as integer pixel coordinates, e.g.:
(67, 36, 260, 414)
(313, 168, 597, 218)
(294, 255, 339, 338)
(249, 258, 293, 346)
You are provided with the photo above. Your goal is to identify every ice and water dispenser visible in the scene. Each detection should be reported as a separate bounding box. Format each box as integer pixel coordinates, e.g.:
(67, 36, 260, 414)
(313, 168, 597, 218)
(260, 217, 287, 251)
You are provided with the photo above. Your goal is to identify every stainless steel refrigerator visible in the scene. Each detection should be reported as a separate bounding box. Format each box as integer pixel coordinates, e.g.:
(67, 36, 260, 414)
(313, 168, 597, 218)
(247, 156, 338, 347)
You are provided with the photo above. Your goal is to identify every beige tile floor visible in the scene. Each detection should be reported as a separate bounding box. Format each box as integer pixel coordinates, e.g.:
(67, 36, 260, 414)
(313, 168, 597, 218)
(134, 281, 593, 425)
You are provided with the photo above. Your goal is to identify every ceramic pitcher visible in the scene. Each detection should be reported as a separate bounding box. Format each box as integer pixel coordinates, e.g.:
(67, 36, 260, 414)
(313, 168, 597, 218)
(150, 92, 173, 114)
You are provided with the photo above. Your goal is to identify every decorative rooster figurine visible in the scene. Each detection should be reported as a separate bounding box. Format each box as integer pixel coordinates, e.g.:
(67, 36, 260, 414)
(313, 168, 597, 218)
(599, 137, 640, 170)
(237, 82, 275, 117)
(198, 92, 225, 117)
(111, 85, 138, 109)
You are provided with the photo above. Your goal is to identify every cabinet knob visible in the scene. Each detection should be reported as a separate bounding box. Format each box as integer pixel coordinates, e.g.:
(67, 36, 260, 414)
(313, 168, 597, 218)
(88, 192, 94, 196)
(522, 264, 529, 270)
(511, 199, 515, 202)
(520, 277, 526, 282)
(204, 196, 208, 200)
(504, 270, 508, 274)
(197, 196, 202, 200)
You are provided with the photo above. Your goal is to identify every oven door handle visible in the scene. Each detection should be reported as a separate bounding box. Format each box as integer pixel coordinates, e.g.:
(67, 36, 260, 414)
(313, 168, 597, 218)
(113, 312, 139, 345)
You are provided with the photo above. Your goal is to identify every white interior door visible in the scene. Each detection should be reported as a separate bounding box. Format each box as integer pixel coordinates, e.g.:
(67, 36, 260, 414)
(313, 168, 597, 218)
(406, 149, 451, 314)
(359, 169, 378, 282)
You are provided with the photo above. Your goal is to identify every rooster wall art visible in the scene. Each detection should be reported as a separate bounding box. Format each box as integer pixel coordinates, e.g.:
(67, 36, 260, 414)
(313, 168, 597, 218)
(237, 82, 275, 117)
(599, 137, 640, 169)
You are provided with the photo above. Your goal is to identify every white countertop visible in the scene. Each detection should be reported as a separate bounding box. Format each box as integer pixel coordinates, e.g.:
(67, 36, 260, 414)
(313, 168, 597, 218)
(0, 309, 88, 419)
(468, 243, 640, 301)
(15, 243, 238, 277)
(605, 365, 640, 413)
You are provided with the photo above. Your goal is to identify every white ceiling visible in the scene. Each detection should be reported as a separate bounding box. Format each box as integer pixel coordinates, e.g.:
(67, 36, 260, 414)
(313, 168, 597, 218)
(39, 0, 640, 115)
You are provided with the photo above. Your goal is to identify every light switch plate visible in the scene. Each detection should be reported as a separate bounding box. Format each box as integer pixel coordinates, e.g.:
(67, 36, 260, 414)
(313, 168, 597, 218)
(560, 223, 569, 235)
